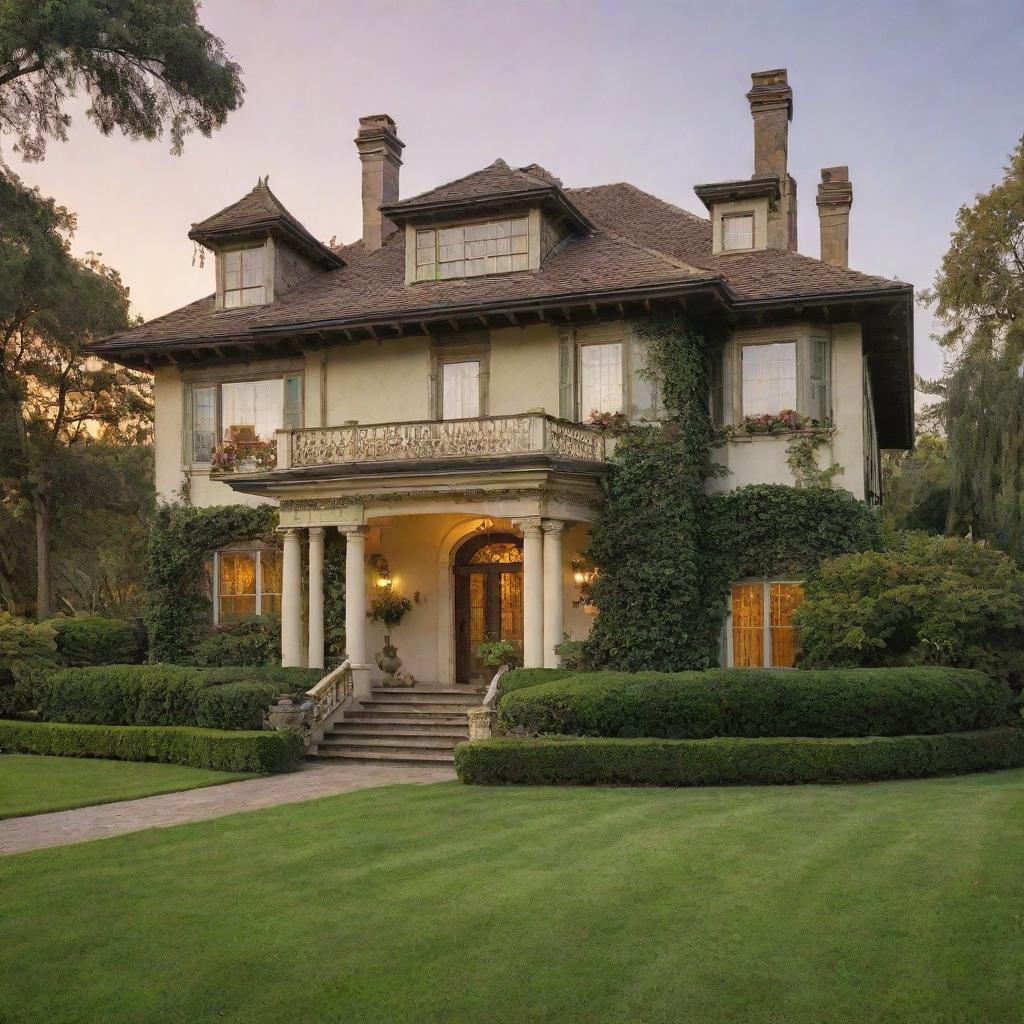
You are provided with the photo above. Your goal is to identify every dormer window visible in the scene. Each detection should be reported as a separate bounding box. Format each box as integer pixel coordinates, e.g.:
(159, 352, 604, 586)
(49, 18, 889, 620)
(221, 244, 267, 308)
(722, 212, 755, 251)
(415, 217, 529, 281)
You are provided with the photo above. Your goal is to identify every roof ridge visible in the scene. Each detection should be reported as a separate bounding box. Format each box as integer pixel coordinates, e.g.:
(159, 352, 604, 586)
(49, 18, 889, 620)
(394, 158, 517, 207)
(568, 181, 710, 226)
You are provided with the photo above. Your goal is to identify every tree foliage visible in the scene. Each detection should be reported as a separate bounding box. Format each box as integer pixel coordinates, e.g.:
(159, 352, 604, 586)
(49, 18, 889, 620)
(796, 532, 1024, 689)
(880, 433, 952, 538)
(0, 0, 244, 160)
(921, 137, 1024, 563)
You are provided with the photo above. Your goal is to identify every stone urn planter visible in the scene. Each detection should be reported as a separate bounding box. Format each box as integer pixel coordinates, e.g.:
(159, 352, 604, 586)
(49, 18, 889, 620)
(375, 635, 409, 686)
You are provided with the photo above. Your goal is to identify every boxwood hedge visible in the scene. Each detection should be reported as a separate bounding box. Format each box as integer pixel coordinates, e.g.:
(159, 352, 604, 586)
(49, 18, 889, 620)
(31, 665, 297, 731)
(0, 719, 302, 773)
(498, 667, 1012, 739)
(499, 668, 576, 695)
(51, 616, 146, 667)
(455, 729, 1024, 787)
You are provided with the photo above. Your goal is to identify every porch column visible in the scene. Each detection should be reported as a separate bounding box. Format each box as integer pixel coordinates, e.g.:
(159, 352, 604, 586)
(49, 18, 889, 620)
(281, 528, 303, 667)
(307, 527, 325, 671)
(339, 524, 367, 666)
(542, 520, 566, 668)
(518, 519, 544, 668)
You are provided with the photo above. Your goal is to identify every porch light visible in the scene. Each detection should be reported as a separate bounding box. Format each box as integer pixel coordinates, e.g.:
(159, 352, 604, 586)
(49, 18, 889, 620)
(572, 559, 596, 587)
(368, 554, 392, 589)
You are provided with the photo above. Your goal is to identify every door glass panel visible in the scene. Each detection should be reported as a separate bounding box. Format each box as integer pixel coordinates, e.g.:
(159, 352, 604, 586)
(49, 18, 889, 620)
(500, 571, 524, 655)
(731, 583, 764, 667)
(770, 583, 804, 668)
(468, 572, 486, 680)
(441, 361, 480, 419)
(469, 542, 522, 564)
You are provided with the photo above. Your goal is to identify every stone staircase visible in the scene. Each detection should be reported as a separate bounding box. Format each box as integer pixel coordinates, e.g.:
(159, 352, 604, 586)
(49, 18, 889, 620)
(310, 686, 482, 765)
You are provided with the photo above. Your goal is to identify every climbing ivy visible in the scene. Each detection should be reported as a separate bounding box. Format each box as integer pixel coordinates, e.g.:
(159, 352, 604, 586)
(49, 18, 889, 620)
(146, 503, 279, 663)
(583, 313, 880, 671)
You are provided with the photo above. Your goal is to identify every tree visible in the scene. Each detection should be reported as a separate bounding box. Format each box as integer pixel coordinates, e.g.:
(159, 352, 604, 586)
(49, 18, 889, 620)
(880, 433, 952, 537)
(921, 137, 1024, 563)
(795, 533, 1024, 689)
(0, 0, 244, 160)
(0, 167, 151, 618)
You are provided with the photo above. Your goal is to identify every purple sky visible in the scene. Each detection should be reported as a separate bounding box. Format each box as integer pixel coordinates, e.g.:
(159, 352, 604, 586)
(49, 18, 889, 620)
(11, 0, 1024, 383)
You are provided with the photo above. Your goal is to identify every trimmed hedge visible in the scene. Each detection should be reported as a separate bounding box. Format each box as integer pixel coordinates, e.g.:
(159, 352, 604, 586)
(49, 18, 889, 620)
(31, 665, 297, 731)
(0, 719, 302, 773)
(499, 668, 576, 695)
(455, 730, 1024, 787)
(499, 667, 1012, 739)
(51, 616, 146, 667)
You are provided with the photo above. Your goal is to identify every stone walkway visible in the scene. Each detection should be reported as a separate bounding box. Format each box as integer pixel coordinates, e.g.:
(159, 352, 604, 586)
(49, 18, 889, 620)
(0, 761, 456, 856)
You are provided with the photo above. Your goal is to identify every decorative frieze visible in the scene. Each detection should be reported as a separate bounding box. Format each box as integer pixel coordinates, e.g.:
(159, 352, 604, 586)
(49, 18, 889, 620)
(288, 413, 604, 469)
(279, 485, 602, 513)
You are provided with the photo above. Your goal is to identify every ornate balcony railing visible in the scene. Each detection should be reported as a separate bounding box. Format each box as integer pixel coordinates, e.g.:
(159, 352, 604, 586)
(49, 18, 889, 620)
(275, 413, 606, 471)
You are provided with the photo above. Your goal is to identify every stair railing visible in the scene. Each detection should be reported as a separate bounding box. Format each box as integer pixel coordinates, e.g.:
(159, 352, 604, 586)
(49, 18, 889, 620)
(305, 659, 353, 727)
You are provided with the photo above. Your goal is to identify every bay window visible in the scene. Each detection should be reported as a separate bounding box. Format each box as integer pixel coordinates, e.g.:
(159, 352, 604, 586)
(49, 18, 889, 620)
(730, 581, 804, 668)
(190, 373, 302, 464)
(741, 341, 797, 417)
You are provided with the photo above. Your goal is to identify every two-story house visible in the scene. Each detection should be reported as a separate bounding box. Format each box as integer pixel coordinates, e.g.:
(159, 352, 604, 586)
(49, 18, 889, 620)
(92, 69, 913, 696)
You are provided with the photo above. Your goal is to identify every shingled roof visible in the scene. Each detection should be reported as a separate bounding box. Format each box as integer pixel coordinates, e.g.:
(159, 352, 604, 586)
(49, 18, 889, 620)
(189, 178, 343, 269)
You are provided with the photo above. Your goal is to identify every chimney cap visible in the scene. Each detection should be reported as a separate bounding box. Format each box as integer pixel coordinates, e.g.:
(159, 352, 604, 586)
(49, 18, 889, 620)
(747, 68, 792, 120)
(820, 165, 849, 184)
(817, 166, 853, 208)
(355, 113, 405, 154)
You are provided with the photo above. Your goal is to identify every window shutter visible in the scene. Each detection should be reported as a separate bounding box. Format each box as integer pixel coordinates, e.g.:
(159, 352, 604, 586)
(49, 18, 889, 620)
(191, 384, 217, 463)
(631, 335, 660, 420)
(808, 339, 831, 423)
(709, 347, 726, 426)
(558, 328, 575, 419)
(283, 373, 303, 430)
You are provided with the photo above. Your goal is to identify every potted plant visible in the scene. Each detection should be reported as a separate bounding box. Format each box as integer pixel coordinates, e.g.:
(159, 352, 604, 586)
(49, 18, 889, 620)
(369, 591, 413, 685)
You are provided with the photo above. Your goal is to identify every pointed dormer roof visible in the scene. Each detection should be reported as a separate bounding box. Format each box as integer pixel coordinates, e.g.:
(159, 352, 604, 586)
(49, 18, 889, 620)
(380, 159, 593, 231)
(189, 177, 344, 268)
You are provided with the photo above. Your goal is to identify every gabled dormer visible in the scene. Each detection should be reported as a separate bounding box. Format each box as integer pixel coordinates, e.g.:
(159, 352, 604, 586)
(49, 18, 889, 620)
(379, 159, 593, 285)
(188, 177, 343, 310)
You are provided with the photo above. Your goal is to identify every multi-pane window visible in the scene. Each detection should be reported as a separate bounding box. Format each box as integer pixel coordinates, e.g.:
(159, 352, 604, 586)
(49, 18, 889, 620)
(222, 245, 266, 307)
(190, 374, 301, 463)
(441, 360, 481, 419)
(416, 218, 529, 281)
(578, 342, 624, 416)
(730, 581, 804, 668)
(214, 547, 282, 623)
(741, 341, 797, 417)
(722, 213, 754, 251)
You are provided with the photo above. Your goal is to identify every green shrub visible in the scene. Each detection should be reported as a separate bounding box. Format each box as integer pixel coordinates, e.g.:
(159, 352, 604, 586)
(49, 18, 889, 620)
(500, 668, 576, 695)
(32, 665, 287, 730)
(796, 532, 1024, 688)
(455, 729, 1024, 787)
(498, 667, 1012, 739)
(189, 617, 281, 667)
(0, 719, 302, 773)
(0, 613, 58, 718)
(50, 616, 146, 666)
(198, 665, 322, 696)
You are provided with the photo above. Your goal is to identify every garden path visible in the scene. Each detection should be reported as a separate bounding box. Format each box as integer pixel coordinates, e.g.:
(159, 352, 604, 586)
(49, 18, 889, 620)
(0, 761, 455, 855)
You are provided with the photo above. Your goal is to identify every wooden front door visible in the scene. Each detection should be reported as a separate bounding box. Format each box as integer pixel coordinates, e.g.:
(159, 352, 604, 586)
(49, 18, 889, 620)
(454, 534, 524, 685)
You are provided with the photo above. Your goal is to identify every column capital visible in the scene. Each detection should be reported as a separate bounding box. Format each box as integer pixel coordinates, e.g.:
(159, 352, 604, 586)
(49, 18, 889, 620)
(541, 519, 567, 535)
(278, 526, 301, 537)
(512, 516, 543, 538)
(308, 526, 326, 539)
(337, 524, 367, 537)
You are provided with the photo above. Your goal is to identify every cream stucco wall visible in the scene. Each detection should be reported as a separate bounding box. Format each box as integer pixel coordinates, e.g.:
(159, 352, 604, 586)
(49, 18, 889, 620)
(489, 324, 560, 415)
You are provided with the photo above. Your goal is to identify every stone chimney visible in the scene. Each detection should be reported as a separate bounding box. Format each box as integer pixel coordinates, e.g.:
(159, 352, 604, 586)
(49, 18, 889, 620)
(816, 166, 853, 268)
(746, 69, 797, 251)
(354, 114, 404, 251)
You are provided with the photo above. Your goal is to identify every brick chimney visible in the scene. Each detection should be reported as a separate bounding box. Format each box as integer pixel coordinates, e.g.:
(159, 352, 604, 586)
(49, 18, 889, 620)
(354, 114, 404, 251)
(746, 69, 797, 251)
(816, 166, 853, 268)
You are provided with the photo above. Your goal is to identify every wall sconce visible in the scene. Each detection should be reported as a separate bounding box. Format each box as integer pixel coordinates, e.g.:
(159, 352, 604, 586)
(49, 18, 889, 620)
(368, 553, 392, 589)
(571, 558, 596, 610)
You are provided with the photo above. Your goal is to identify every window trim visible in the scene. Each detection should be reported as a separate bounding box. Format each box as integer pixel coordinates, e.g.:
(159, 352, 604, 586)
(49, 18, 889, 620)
(726, 578, 805, 669)
(728, 325, 833, 425)
(184, 367, 304, 467)
(576, 339, 626, 419)
(216, 239, 273, 310)
(721, 211, 756, 252)
(210, 543, 282, 625)
(429, 335, 490, 420)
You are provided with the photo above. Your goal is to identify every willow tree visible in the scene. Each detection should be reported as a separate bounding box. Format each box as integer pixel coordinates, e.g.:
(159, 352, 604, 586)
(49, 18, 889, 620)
(922, 138, 1024, 564)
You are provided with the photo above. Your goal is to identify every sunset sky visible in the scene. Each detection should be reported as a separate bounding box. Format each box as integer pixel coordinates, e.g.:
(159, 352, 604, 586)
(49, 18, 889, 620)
(9, 0, 1024, 383)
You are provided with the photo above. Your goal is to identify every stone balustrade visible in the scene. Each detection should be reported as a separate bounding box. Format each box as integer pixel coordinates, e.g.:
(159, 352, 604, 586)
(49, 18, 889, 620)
(275, 413, 606, 471)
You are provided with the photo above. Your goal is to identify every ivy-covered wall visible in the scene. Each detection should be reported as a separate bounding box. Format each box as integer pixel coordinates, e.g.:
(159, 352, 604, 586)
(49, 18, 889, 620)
(582, 313, 880, 672)
(146, 504, 279, 663)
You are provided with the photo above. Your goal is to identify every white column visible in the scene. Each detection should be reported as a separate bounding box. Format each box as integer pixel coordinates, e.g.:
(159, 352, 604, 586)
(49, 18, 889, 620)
(518, 519, 544, 668)
(280, 528, 303, 667)
(340, 525, 367, 666)
(542, 520, 566, 668)
(307, 527, 325, 671)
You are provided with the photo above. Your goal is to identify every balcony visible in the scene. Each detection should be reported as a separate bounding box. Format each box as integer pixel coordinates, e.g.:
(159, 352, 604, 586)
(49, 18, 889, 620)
(272, 413, 607, 472)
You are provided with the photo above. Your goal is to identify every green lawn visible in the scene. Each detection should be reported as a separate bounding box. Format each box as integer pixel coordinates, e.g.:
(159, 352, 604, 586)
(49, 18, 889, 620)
(0, 754, 252, 819)
(2, 771, 1023, 1024)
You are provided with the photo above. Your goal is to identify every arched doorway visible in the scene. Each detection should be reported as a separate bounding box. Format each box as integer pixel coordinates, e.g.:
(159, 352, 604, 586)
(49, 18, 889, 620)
(453, 532, 523, 685)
